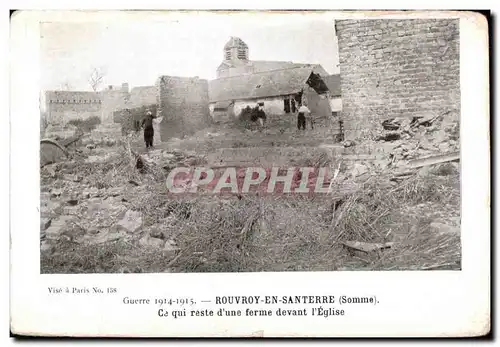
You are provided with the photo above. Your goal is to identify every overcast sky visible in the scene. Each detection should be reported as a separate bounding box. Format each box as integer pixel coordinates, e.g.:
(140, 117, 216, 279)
(40, 12, 339, 92)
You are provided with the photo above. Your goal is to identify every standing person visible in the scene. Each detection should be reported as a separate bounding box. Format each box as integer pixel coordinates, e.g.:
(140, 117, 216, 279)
(141, 109, 156, 149)
(257, 102, 266, 127)
(297, 103, 310, 131)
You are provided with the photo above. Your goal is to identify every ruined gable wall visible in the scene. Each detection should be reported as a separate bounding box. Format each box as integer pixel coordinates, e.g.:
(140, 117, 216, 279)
(157, 76, 211, 141)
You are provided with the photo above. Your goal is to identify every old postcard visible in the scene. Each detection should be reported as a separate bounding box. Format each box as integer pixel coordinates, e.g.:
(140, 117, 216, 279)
(9, 9, 490, 338)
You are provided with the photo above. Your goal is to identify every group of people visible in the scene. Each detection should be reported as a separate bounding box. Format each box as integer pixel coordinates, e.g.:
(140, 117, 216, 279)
(247, 101, 314, 131)
(139, 102, 314, 149)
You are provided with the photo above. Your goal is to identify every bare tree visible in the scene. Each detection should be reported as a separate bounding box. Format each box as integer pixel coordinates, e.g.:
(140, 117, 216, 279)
(88, 67, 105, 92)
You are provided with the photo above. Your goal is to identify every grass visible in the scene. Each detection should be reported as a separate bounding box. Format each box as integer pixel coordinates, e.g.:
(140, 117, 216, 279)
(41, 126, 461, 273)
(41, 145, 461, 273)
(68, 116, 101, 133)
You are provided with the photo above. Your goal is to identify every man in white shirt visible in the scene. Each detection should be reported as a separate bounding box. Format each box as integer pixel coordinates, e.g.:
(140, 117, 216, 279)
(297, 104, 310, 131)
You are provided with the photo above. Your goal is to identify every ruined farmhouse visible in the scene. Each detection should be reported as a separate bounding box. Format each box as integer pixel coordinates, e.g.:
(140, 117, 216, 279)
(210, 37, 342, 123)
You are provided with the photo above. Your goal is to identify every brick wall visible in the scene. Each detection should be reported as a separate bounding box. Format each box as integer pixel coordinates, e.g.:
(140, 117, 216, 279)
(336, 19, 460, 140)
(157, 76, 211, 141)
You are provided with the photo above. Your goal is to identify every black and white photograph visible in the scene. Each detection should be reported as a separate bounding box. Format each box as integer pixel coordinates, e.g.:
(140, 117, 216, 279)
(8, 7, 491, 338)
(38, 12, 463, 274)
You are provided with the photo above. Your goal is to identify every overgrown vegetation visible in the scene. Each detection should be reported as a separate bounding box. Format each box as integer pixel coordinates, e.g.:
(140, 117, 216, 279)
(41, 143, 461, 273)
(68, 116, 102, 133)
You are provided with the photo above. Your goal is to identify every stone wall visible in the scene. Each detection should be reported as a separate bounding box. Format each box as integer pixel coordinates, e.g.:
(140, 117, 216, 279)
(335, 19, 460, 141)
(157, 76, 211, 141)
(45, 91, 102, 125)
(101, 88, 130, 124)
(129, 86, 157, 108)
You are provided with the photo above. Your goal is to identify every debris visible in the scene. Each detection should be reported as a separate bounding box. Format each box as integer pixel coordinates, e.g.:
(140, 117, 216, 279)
(64, 174, 82, 182)
(381, 118, 401, 131)
(50, 189, 63, 198)
(40, 241, 54, 254)
(139, 235, 165, 249)
(115, 210, 143, 233)
(340, 240, 395, 253)
(430, 222, 459, 235)
(376, 132, 401, 142)
(63, 206, 79, 215)
(66, 198, 79, 206)
(45, 216, 76, 240)
(43, 164, 58, 178)
(91, 229, 128, 244)
(342, 140, 356, 148)
(164, 239, 180, 256)
(405, 152, 460, 170)
(351, 163, 370, 178)
(40, 218, 52, 231)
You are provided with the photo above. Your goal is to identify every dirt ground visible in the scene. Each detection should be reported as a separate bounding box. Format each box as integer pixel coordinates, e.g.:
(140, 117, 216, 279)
(40, 124, 461, 273)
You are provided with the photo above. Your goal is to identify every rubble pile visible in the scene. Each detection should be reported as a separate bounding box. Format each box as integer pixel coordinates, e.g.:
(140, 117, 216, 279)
(375, 111, 460, 160)
(338, 111, 460, 178)
(39, 140, 208, 257)
(43, 123, 79, 142)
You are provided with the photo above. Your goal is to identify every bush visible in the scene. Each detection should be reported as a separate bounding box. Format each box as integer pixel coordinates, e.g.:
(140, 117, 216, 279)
(68, 116, 101, 133)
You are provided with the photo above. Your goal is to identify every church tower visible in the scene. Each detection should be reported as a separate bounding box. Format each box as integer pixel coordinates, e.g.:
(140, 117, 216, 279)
(223, 36, 249, 61)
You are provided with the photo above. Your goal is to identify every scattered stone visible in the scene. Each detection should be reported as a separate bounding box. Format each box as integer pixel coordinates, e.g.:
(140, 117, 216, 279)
(45, 216, 75, 240)
(351, 163, 369, 178)
(40, 241, 54, 254)
(417, 166, 432, 177)
(342, 140, 355, 148)
(40, 192, 51, 201)
(43, 165, 57, 178)
(64, 174, 82, 182)
(50, 188, 63, 197)
(66, 198, 79, 206)
(381, 118, 401, 131)
(40, 200, 62, 218)
(115, 210, 143, 233)
(63, 206, 79, 215)
(438, 142, 450, 152)
(164, 239, 180, 256)
(40, 218, 52, 231)
(106, 187, 123, 197)
(431, 162, 459, 176)
(83, 187, 100, 198)
(150, 228, 165, 240)
(376, 132, 401, 142)
(415, 114, 437, 126)
(340, 240, 394, 253)
(90, 229, 127, 244)
(88, 227, 100, 235)
(139, 235, 165, 249)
